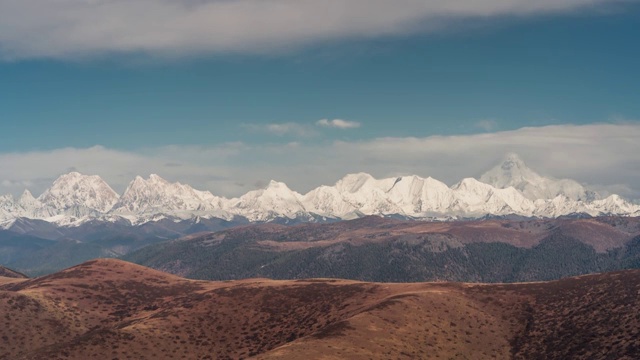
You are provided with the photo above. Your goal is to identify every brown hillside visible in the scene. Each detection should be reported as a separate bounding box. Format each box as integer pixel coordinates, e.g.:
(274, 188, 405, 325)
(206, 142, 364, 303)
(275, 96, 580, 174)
(216, 215, 640, 253)
(0, 265, 27, 280)
(1, 259, 639, 359)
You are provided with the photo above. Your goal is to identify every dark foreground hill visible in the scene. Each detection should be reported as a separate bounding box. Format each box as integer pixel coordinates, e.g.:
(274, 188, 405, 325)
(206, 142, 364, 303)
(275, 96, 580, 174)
(0, 259, 639, 359)
(125, 215, 640, 282)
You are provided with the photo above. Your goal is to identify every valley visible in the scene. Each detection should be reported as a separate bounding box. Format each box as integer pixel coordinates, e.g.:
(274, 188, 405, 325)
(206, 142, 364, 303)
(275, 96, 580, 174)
(3, 214, 640, 281)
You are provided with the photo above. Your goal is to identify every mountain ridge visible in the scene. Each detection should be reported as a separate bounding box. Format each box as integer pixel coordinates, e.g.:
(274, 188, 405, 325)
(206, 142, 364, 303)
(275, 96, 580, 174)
(123, 215, 640, 283)
(1, 154, 638, 228)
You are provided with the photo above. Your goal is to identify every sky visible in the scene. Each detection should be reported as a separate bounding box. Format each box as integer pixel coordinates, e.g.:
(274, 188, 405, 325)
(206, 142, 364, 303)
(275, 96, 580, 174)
(0, 0, 639, 199)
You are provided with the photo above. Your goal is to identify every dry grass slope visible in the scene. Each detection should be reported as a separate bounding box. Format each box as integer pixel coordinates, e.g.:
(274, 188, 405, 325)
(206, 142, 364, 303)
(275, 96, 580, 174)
(1, 259, 639, 359)
(0, 265, 28, 279)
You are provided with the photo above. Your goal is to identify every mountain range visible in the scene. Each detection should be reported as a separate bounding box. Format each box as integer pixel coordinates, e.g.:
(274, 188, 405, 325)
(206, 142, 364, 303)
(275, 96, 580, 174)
(1, 153, 639, 231)
(124, 215, 640, 283)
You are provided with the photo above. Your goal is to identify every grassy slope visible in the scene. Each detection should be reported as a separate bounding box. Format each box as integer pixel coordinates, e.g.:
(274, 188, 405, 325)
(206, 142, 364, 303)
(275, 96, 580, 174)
(1, 259, 639, 359)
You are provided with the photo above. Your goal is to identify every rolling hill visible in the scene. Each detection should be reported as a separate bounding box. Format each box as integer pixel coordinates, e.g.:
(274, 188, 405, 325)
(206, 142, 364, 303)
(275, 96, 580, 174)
(1, 259, 639, 359)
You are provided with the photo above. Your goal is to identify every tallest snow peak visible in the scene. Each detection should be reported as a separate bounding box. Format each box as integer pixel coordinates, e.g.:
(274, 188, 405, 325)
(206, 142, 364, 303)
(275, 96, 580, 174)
(501, 153, 526, 170)
(480, 154, 594, 201)
(266, 179, 288, 189)
(480, 153, 540, 191)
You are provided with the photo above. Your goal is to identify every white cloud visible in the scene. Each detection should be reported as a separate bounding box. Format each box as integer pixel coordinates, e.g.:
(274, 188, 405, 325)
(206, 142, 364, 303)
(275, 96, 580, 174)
(242, 122, 314, 137)
(316, 119, 361, 129)
(1, 123, 639, 200)
(0, 0, 625, 60)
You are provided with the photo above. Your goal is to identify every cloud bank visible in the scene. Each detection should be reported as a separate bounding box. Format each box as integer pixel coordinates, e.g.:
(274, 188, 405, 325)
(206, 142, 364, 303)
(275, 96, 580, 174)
(0, 123, 638, 200)
(0, 0, 626, 60)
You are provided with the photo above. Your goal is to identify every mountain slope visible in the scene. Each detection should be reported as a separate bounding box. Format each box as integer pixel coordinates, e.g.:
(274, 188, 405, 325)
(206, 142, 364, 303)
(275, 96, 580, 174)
(125, 216, 640, 283)
(1, 259, 639, 359)
(0, 230, 56, 265)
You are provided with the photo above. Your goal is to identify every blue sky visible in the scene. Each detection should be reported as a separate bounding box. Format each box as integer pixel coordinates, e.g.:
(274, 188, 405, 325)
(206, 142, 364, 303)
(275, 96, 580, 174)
(0, 0, 639, 198)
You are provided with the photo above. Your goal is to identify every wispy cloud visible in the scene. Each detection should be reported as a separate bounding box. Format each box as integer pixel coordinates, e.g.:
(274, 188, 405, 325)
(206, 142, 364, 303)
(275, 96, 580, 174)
(474, 119, 498, 132)
(241, 122, 314, 137)
(0, 0, 625, 60)
(316, 119, 361, 129)
(1, 123, 639, 200)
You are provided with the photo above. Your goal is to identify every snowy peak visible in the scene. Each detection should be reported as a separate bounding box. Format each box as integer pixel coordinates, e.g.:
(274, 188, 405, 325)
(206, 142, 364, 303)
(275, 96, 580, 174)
(501, 153, 527, 170)
(383, 175, 455, 214)
(451, 178, 534, 215)
(265, 180, 293, 192)
(452, 177, 493, 193)
(589, 194, 637, 214)
(480, 154, 542, 189)
(126, 174, 168, 190)
(18, 190, 41, 209)
(149, 174, 167, 182)
(332, 173, 402, 215)
(113, 174, 226, 214)
(480, 153, 595, 201)
(248, 180, 303, 204)
(335, 172, 376, 193)
(38, 172, 119, 213)
(19, 189, 36, 203)
(232, 180, 306, 221)
(301, 185, 357, 216)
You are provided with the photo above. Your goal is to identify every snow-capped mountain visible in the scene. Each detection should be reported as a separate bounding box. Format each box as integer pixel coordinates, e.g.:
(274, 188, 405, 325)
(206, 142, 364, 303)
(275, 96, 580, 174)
(111, 174, 232, 223)
(17, 190, 55, 219)
(301, 185, 358, 217)
(451, 178, 535, 216)
(38, 172, 120, 213)
(480, 153, 597, 201)
(333, 173, 404, 215)
(1, 154, 639, 229)
(230, 180, 308, 222)
(386, 175, 457, 215)
(18, 190, 40, 209)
